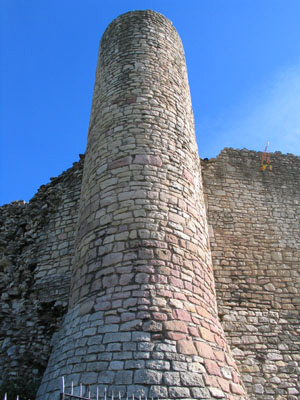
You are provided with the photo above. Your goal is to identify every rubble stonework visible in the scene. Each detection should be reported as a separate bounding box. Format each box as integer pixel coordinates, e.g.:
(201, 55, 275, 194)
(0, 10, 299, 400)
(201, 149, 300, 399)
(0, 158, 83, 387)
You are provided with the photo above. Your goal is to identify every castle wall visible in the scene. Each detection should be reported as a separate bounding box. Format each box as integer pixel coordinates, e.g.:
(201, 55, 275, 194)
(0, 11, 299, 400)
(36, 10, 247, 400)
(0, 158, 83, 387)
(1, 148, 300, 399)
(202, 148, 300, 399)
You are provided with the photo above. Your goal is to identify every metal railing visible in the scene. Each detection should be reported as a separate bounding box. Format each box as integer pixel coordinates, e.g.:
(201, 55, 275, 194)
(61, 377, 157, 400)
(2, 377, 159, 400)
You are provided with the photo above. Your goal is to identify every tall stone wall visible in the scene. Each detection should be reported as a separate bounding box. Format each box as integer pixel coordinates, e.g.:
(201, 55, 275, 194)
(1, 149, 300, 399)
(202, 148, 300, 399)
(37, 10, 247, 400)
(0, 157, 83, 387)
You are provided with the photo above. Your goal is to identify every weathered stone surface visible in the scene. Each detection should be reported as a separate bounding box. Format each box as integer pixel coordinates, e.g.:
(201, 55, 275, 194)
(202, 148, 300, 399)
(134, 369, 162, 385)
(2, 8, 300, 400)
(177, 340, 197, 355)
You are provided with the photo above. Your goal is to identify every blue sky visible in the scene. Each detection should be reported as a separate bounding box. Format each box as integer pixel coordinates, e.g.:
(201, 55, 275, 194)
(1, 0, 300, 205)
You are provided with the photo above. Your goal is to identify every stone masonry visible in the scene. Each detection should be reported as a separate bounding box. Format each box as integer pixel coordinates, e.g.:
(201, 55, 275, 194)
(36, 10, 247, 400)
(0, 9, 299, 400)
(202, 149, 300, 399)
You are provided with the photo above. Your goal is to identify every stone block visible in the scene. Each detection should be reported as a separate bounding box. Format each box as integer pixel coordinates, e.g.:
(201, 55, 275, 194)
(125, 360, 145, 369)
(195, 341, 214, 359)
(172, 308, 191, 322)
(163, 371, 181, 385)
(80, 372, 98, 384)
(149, 385, 168, 399)
(102, 252, 122, 267)
(208, 387, 226, 398)
(191, 387, 210, 398)
(181, 371, 204, 386)
(146, 360, 170, 370)
(132, 332, 151, 342)
(134, 154, 162, 167)
(168, 386, 190, 398)
(113, 351, 132, 360)
(115, 370, 133, 384)
(163, 320, 188, 333)
(103, 332, 131, 343)
(99, 370, 115, 383)
(204, 359, 222, 377)
(138, 342, 155, 351)
(108, 361, 124, 370)
(120, 319, 143, 331)
(134, 369, 163, 384)
(177, 340, 197, 355)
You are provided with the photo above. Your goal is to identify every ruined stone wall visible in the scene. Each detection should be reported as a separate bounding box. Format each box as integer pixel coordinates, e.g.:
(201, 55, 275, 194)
(0, 157, 83, 387)
(1, 148, 300, 399)
(1, 11, 300, 400)
(202, 148, 300, 400)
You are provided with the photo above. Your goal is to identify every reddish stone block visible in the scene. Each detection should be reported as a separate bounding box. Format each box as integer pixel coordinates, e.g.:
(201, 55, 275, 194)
(182, 168, 194, 183)
(163, 320, 188, 333)
(231, 370, 240, 384)
(187, 241, 198, 254)
(199, 327, 215, 343)
(188, 296, 201, 305)
(155, 248, 171, 261)
(177, 340, 197, 355)
(172, 309, 191, 322)
(188, 326, 199, 337)
(178, 198, 187, 211)
(230, 383, 245, 395)
(134, 154, 162, 167)
(204, 359, 222, 377)
(173, 292, 186, 300)
(204, 374, 219, 387)
(153, 312, 168, 321)
(195, 341, 214, 359)
(169, 276, 184, 288)
(126, 96, 137, 104)
(184, 281, 193, 291)
(192, 317, 200, 325)
(108, 156, 132, 169)
(218, 377, 230, 392)
(170, 268, 180, 278)
(157, 290, 173, 298)
(155, 274, 168, 284)
(214, 350, 226, 362)
(172, 254, 183, 265)
(166, 233, 178, 244)
(196, 305, 212, 320)
(166, 332, 186, 341)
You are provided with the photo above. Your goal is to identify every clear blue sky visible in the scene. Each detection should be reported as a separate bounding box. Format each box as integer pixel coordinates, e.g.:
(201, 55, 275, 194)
(1, 0, 300, 205)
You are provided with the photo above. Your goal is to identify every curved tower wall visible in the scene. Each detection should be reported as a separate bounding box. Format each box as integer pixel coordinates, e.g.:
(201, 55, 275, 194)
(37, 10, 248, 399)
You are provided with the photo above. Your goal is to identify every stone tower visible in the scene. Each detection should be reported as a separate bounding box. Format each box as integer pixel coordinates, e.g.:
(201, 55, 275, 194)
(37, 10, 248, 399)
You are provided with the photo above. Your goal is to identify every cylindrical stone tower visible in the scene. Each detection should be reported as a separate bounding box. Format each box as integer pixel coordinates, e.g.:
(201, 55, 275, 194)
(37, 10, 248, 400)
